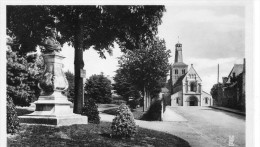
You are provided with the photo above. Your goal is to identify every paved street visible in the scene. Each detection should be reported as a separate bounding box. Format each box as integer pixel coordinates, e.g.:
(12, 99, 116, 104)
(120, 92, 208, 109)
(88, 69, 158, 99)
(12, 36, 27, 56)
(165, 107, 245, 147)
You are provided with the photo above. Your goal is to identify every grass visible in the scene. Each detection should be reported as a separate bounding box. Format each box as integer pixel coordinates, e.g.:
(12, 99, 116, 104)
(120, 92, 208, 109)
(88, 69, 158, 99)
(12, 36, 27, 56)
(12, 105, 190, 146)
(102, 106, 146, 120)
(8, 122, 190, 147)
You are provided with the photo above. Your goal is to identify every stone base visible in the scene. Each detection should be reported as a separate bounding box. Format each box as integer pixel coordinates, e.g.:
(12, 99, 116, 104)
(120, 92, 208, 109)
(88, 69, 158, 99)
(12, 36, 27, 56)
(19, 91, 88, 126)
(19, 114, 88, 126)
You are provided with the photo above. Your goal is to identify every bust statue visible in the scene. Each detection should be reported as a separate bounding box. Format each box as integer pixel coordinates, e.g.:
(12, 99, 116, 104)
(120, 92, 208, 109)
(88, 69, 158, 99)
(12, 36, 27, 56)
(41, 27, 61, 53)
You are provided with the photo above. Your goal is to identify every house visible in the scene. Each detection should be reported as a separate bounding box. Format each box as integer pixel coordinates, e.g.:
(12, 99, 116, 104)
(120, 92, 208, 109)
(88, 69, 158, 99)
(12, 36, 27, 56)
(221, 60, 246, 111)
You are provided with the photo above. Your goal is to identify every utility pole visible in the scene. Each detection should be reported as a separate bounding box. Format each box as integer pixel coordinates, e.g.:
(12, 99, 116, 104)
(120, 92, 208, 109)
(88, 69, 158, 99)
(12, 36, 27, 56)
(217, 64, 219, 84)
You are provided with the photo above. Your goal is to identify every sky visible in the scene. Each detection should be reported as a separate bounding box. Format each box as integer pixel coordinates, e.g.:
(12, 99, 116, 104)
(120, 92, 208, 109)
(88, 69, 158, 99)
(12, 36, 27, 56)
(58, 4, 245, 93)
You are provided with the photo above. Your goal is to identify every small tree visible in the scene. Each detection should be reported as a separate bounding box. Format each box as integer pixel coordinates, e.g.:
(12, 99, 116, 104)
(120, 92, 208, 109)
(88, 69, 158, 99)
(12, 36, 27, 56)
(81, 98, 100, 124)
(111, 104, 137, 138)
(210, 83, 223, 103)
(7, 38, 44, 106)
(85, 73, 112, 103)
(7, 95, 20, 134)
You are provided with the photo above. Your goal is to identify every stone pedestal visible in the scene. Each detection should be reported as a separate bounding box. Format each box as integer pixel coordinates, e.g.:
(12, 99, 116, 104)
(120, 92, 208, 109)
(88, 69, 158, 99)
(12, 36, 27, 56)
(19, 52, 88, 126)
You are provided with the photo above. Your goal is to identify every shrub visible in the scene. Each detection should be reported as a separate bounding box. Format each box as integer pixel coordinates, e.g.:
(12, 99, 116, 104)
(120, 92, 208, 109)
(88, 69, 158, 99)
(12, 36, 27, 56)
(141, 100, 162, 121)
(128, 99, 139, 110)
(81, 98, 100, 124)
(7, 95, 20, 134)
(111, 104, 137, 138)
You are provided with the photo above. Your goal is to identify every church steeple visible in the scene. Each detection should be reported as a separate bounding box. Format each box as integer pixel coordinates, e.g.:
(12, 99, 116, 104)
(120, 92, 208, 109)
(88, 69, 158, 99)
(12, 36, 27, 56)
(174, 42, 183, 63)
(171, 40, 188, 87)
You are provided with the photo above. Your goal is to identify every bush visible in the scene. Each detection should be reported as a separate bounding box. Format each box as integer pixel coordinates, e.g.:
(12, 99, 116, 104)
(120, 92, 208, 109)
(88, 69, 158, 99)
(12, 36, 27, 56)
(141, 100, 162, 121)
(7, 95, 20, 134)
(111, 104, 137, 138)
(81, 98, 100, 124)
(128, 99, 139, 110)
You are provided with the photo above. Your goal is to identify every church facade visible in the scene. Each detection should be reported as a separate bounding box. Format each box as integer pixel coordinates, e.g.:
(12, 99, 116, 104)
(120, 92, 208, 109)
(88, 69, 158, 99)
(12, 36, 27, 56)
(166, 42, 212, 106)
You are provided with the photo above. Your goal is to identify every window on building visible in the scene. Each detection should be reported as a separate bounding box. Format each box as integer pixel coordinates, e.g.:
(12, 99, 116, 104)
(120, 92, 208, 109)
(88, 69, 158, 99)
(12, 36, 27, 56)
(176, 98, 179, 104)
(175, 69, 178, 74)
(205, 97, 208, 104)
(190, 82, 197, 92)
(182, 69, 185, 74)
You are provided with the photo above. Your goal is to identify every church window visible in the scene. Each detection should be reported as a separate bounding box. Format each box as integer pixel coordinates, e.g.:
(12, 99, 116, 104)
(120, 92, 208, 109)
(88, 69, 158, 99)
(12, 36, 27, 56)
(175, 69, 178, 74)
(190, 82, 197, 92)
(182, 69, 185, 74)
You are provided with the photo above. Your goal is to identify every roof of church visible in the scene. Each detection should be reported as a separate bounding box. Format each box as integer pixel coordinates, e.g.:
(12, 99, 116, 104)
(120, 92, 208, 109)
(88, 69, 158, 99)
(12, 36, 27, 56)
(173, 74, 186, 87)
(172, 62, 188, 67)
(228, 64, 244, 78)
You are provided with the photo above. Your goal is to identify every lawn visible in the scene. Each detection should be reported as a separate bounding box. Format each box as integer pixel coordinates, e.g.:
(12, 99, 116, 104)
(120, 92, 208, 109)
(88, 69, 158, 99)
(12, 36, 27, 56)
(11, 105, 190, 146)
(102, 106, 145, 120)
(8, 122, 190, 147)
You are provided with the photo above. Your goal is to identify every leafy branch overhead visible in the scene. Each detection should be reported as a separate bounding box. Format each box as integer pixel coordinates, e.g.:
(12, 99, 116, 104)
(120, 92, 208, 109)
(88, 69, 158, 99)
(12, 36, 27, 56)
(7, 6, 165, 57)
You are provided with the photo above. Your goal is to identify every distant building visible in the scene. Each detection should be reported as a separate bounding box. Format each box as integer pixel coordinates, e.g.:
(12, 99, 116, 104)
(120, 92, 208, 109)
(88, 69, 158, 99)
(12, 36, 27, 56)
(219, 59, 246, 111)
(162, 42, 213, 106)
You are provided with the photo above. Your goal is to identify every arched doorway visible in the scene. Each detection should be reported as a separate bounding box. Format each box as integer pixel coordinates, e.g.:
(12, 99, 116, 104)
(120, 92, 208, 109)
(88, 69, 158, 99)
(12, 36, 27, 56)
(187, 96, 198, 106)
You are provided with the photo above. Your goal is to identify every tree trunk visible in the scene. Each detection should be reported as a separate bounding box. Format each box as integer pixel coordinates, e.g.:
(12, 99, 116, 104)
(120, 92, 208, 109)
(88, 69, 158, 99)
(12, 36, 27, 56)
(143, 87, 146, 112)
(73, 15, 84, 114)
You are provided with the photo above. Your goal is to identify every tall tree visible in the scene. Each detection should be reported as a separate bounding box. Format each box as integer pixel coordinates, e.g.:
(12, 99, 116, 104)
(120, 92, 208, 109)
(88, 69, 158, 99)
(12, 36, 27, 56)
(7, 6, 166, 113)
(85, 73, 112, 104)
(113, 68, 140, 103)
(118, 37, 170, 111)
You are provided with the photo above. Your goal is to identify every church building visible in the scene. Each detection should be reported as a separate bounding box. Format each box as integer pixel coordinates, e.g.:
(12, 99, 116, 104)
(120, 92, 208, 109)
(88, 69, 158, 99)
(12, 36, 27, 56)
(167, 42, 212, 106)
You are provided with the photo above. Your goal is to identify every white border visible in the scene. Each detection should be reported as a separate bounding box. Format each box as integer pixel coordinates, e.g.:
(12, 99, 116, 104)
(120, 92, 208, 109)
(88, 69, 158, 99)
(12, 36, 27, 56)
(0, 0, 257, 147)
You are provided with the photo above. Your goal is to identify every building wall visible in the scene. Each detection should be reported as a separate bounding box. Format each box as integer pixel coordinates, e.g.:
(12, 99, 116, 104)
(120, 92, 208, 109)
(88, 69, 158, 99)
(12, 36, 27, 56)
(201, 92, 213, 106)
(171, 91, 183, 106)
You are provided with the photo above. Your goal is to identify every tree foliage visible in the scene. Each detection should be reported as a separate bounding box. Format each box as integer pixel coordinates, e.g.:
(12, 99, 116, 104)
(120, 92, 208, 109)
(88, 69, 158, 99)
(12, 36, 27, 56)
(85, 73, 112, 104)
(7, 6, 54, 55)
(7, 38, 44, 106)
(7, 95, 20, 134)
(111, 103, 137, 138)
(113, 68, 141, 103)
(118, 37, 170, 98)
(81, 98, 100, 124)
(210, 83, 223, 102)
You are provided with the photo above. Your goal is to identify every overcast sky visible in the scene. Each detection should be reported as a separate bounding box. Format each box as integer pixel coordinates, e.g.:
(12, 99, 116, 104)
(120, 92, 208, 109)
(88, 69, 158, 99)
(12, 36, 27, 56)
(59, 4, 245, 93)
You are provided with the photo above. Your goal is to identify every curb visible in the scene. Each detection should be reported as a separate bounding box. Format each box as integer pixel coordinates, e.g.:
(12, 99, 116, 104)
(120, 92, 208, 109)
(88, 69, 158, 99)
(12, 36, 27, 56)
(210, 106, 245, 116)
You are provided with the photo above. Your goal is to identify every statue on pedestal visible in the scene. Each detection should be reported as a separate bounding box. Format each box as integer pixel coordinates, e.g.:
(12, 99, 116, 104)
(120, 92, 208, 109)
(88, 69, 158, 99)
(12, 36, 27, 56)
(19, 27, 88, 126)
(38, 27, 68, 96)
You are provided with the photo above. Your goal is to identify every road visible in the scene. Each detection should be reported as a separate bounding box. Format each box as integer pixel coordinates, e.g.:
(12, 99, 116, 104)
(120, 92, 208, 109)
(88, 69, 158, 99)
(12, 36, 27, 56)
(164, 106, 245, 147)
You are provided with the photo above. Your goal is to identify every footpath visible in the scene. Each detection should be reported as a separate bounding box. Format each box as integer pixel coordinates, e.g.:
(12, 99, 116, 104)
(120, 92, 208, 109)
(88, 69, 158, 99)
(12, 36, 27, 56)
(210, 106, 245, 116)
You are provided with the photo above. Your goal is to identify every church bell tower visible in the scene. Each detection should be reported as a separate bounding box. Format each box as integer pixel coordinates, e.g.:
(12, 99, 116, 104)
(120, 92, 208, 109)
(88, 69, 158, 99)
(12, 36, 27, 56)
(171, 41, 188, 87)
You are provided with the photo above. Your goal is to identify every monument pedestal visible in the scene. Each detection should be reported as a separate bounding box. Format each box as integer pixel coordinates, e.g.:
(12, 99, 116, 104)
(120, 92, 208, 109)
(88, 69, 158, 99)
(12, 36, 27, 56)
(19, 52, 87, 126)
